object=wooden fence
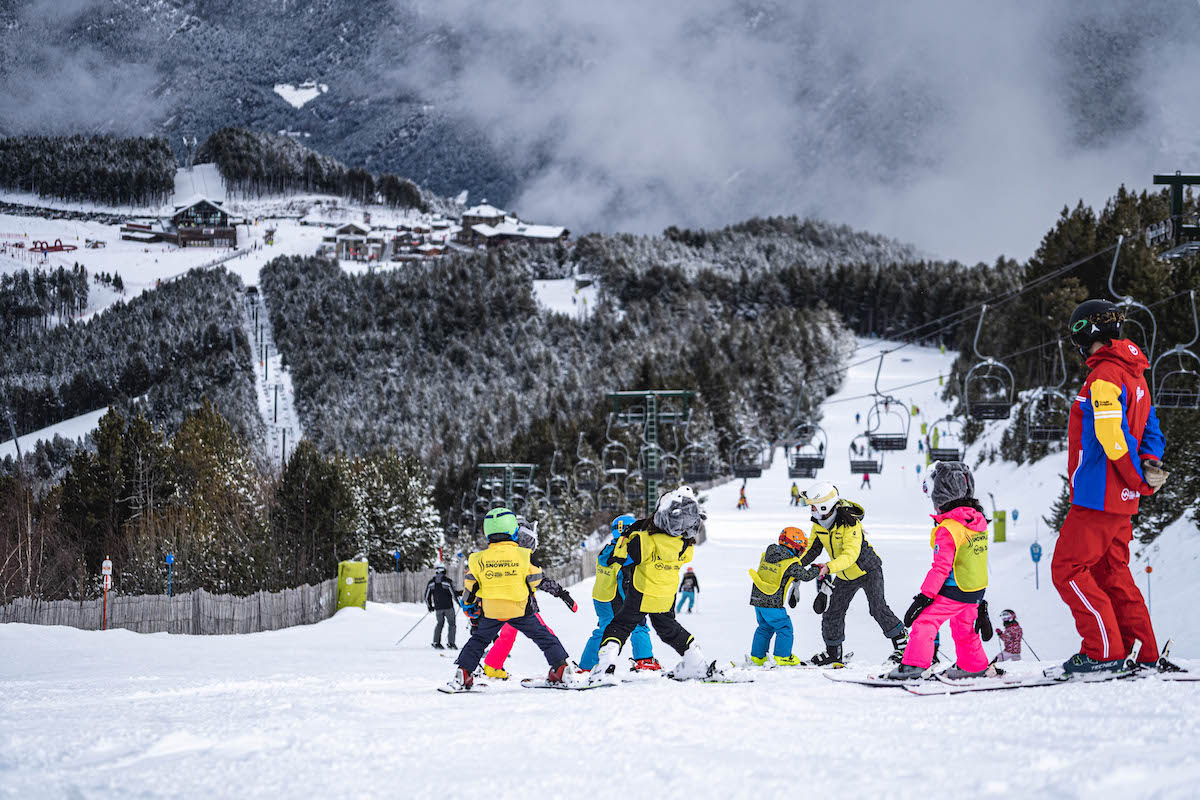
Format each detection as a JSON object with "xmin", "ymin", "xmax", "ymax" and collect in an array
[{"xmin": 0, "ymin": 550, "xmax": 607, "ymax": 635}]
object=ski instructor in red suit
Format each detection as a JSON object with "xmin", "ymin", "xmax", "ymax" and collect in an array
[{"xmin": 1051, "ymin": 299, "xmax": 1183, "ymax": 676}]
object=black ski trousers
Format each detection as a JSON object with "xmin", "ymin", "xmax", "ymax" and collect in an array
[
  {"xmin": 821, "ymin": 567, "xmax": 903, "ymax": 646},
  {"xmin": 456, "ymin": 612, "xmax": 567, "ymax": 672},
  {"xmin": 600, "ymin": 585, "xmax": 693, "ymax": 656}
]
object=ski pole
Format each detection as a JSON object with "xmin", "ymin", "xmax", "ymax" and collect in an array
[
  {"xmin": 395, "ymin": 611, "xmax": 431, "ymax": 645},
  {"xmin": 1023, "ymin": 637, "xmax": 1041, "ymax": 660}
]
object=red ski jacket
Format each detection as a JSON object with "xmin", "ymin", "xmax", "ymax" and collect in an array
[{"xmin": 1067, "ymin": 339, "xmax": 1165, "ymax": 515}]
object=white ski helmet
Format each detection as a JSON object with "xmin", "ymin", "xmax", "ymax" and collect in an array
[{"xmin": 802, "ymin": 481, "xmax": 840, "ymax": 523}]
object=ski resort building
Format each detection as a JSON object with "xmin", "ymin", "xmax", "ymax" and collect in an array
[
  {"xmin": 469, "ymin": 221, "xmax": 569, "ymax": 248},
  {"xmin": 170, "ymin": 196, "xmax": 241, "ymax": 248},
  {"xmin": 321, "ymin": 222, "xmax": 385, "ymax": 261}
]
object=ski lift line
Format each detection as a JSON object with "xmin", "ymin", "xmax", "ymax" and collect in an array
[
  {"xmin": 822, "ymin": 375, "xmax": 945, "ymax": 405},
  {"xmin": 836, "ymin": 239, "xmax": 1125, "ymax": 366}
]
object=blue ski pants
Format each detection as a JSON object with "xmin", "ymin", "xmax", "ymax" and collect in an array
[
  {"xmin": 751, "ymin": 606, "xmax": 794, "ymax": 658},
  {"xmin": 579, "ymin": 597, "xmax": 652, "ymax": 669},
  {"xmin": 676, "ymin": 591, "xmax": 696, "ymax": 612}
]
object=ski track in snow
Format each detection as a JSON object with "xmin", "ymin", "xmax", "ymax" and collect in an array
[{"xmin": 3, "ymin": 341, "xmax": 1199, "ymax": 799}]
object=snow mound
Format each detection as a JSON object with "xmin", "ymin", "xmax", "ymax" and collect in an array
[{"xmin": 273, "ymin": 82, "xmax": 328, "ymax": 109}]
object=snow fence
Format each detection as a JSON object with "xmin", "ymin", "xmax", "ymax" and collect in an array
[{"xmin": 0, "ymin": 547, "xmax": 610, "ymax": 634}]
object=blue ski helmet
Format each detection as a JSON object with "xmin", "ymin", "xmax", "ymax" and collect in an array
[
  {"xmin": 483, "ymin": 507, "xmax": 519, "ymax": 542},
  {"xmin": 611, "ymin": 513, "xmax": 637, "ymax": 540}
]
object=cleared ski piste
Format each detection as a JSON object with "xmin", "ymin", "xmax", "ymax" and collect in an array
[{"xmin": 2, "ymin": 341, "xmax": 1197, "ymax": 799}]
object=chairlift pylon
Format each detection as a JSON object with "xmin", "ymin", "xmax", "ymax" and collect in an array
[
  {"xmin": 1108, "ymin": 235, "xmax": 1157, "ymax": 361},
  {"xmin": 1025, "ymin": 340, "xmax": 1071, "ymax": 442},
  {"xmin": 1152, "ymin": 289, "xmax": 1200, "ymax": 410},
  {"xmin": 964, "ymin": 304, "xmax": 1015, "ymax": 420}
]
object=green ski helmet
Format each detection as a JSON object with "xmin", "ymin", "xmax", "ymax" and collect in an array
[{"xmin": 483, "ymin": 507, "xmax": 520, "ymax": 542}]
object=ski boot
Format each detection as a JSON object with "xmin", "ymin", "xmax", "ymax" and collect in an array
[
  {"xmin": 884, "ymin": 663, "xmax": 926, "ymax": 681},
  {"xmin": 668, "ymin": 643, "xmax": 715, "ymax": 680},
  {"xmin": 432, "ymin": 642, "xmax": 445, "ymax": 650},
  {"xmin": 808, "ymin": 645, "xmax": 846, "ymax": 668},
  {"xmin": 445, "ymin": 667, "xmax": 473, "ymax": 692},
  {"xmin": 1061, "ymin": 653, "xmax": 1125, "ymax": 675},
  {"xmin": 746, "ymin": 654, "xmax": 771, "ymax": 667},
  {"xmin": 886, "ymin": 630, "xmax": 909, "ymax": 664},
  {"xmin": 1129, "ymin": 640, "xmax": 1187, "ymax": 675},
  {"xmin": 774, "ymin": 654, "xmax": 804, "ymax": 667},
  {"xmin": 942, "ymin": 664, "xmax": 1002, "ymax": 680},
  {"xmin": 483, "ymin": 665, "xmax": 509, "ymax": 680},
  {"xmin": 632, "ymin": 657, "xmax": 662, "ymax": 672},
  {"xmin": 589, "ymin": 642, "xmax": 621, "ymax": 685},
  {"xmin": 546, "ymin": 662, "xmax": 570, "ymax": 686}
]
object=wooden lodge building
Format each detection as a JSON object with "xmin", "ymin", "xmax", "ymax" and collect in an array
[{"xmin": 170, "ymin": 196, "xmax": 240, "ymax": 248}]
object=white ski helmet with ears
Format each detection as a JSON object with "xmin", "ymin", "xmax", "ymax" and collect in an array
[{"xmin": 802, "ymin": 481, "xmax": 840, "ymax": 523}]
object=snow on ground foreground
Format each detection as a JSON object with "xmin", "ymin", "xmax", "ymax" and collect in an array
[{"xmin": 3, "ymin": 342, "xmax": 1198, "ymax": 799}]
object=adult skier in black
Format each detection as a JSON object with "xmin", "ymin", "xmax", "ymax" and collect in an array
[{"xmin": 425, "ymin": 565, "xmax": 460, "ymax": 649}]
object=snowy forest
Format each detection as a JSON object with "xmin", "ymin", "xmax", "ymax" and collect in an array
[
  {"xmin": 0, "ymin": 402, "xmax": 441, "ymax": 604},
  {"xmin": 197, "ymin": 128, "xmax": 429, "ymax": 209},
  {"xmin": 0, "ymin": 269, "xmax": 259, "ymax": 441},
  {"xmin": 0, "ymin": 135, "xmax": 175, "ymax": 207}
]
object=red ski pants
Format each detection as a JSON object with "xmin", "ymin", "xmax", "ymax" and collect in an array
[{"xmin": 1052, "ymin": 505, "xmax": 1157, "ymax": 663}]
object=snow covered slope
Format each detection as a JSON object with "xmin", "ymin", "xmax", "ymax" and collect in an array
[
  {"xmin": 0, "ymin": 407, "xmax": 107, "ymax": 460},
  {"xmin": 3, "ymin": 340, "xmax": 1197, "ymax": 798}
]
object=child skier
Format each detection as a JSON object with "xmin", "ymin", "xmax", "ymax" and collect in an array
[
  {"xmin": 799, "ymin": 481, "xmax": 907, "ymax": 667},
  {"xmin": 996, "ymin": 609, "xmax": 1023, "ymax": 662},
  {"xmin": 578, "ymin": 514, "xmax": 658, "ymax": 673},
  {"xmin": 888, "ymin": 462, "xmax": 996, "ymax": 680},
  {"xmin": 747, "ymin": 527, "xmax": 819, "ymax": 666},
  {"xmin": 447, "ymin": 508, "xmax": 571, "ymax": 691},
  {"xmin": 591, "ymin": 487, "xmax": 720, "ymax": 682},
  {"xmin": 676, "ymin": 567, "xmax": 699, "ymax": 613},
  {"xmin": 737, "ymin": 483, "xmax": 749, "ymax": 510},
  {"xmin": 480, "ymin": 519, "xmax": 579, "ymax": 680},
  {"xmin": 790, "ymin": 482, "xmax": 801, "ymax": 507}
]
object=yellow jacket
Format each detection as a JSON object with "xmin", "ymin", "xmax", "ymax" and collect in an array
[
  {"xmin": 464, "ymin": 541, "xmax": 542, "ymax": 621},
  {"xmin": 801, "ymin": 501, "xmax": 882, "ymax": 581}
]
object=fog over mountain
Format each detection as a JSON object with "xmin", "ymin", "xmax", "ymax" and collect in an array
[{"xmin": 2, "ymin": 0, "xmax": 1198, "ymax": 262}]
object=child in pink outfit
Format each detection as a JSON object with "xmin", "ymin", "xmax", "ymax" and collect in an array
[
  {"xmin": 484, "ymin": 613, "xmax": 557, "ymax": 671},
  {"xmin": 888, "ymin": 461, "xmax": 996, "ymax": 680}
]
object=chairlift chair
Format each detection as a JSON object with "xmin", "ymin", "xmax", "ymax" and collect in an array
[
  {"xmin": 785, "ymin": 422, "xmax": 828, "ymax": 472},
  {"xmin": 575, "ymin": 492, "xmax": 596, "ymax": 516},
  {"xmin": 682, "ymin": 443, "xmax": 715, "ymax": 483},
  {"xmin": 1025, "ymin": 340, "xmax": 1070, "ymax": 442},
  {"xmin": 597, "ymin": 482, "xmax": 623, "ymax": 513},
  {"xmin": 1152, "ymin": 290, "xmax": 1200, "ymax": 410},
  {"xmin": 964, "ymin": 305, "xmax": 1015, "ymax": 420},
  {"xmin": 624, "ymin": 471, "xmax": 645, "ymax": 505},
  {"xmin": 867, "ymin": 397, "xmax": 911, "ymax": 450},
  {"xmin": 638, "ymin": 443, "xmax": 667, "ymax": 482},
  {"xmin": 601, "ymin": 415, "xmax": 631, "ymax": 479},
  {"xmin": 849, "ymin": 434, "xmax": 882, "ymax": 474},
  {"xmin": 572, "ymin": 433, "xmax": 600, "ymax": 492},
  {"xmin": 927, "ymin": 416, "xmax": 966, "ymax": 462},
  {"xmin": 732, "ymin": 437, "xmax": 767, "ymax": 478}
]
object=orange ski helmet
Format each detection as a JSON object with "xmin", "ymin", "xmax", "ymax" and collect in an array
[{"xmin": 779, "ymin": 527, "xmax": 808, "ymax": 552}]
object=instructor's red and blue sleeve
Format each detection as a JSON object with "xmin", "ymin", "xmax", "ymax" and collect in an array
[
  {"xmin": 1138, "ymin": 404, "xmax": 1165, "ymax": 461},
  {"xmin": 1089, "ymin": 379, "xmax": 1151, "ymax": 494}
]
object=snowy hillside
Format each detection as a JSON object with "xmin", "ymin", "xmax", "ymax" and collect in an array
[{"xmin": 3, "ymin": 339, "xmax": 1196, "ymax": 799}]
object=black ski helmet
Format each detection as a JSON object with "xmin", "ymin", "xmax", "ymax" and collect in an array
[{"xmin": 1069, "ymin": 299, "xmax": 1124, "ymax": 357}]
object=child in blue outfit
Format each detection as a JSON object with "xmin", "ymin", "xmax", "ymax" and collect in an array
[
  {"xmin": 579, "ymin": 514, "xmax": 659, "ymax": 672},
  {"xmin": 676, "ymin": 568, "xmax": 699, "ymax": 612},
  {"xmin": 747, "ymin": 527, "xmax": 820, "ymax": 666}
]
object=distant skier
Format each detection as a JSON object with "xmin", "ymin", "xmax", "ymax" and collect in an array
[
  {"xmin": 578, "ymin": 514, "xmax": 658, "ymax": 673},
  {"xmin": 799, "ymin": 482, "xmax": 907, "ymax": 666},
  {"xmin": 425, "ymin": 565, "xmax": 460, "ymax": 650},
  {"xmin": 447, "ymin": 508, "xmax": 571, "ymax": 692},
  {"xmin": 860, "ymin": 472, "xmax": 871, "ymax": 490},
  {"xmin": 746, "ymin": 527, "xmax": 818, "ymax": 666},
  {"xmin": 677, "ymin": 567, "xmax": 699, "ymax": 613},
  {"xmin": 591, "ymin": 488, "xmax": 723, "ymax": 681},
  {"xmin": 1053, "ymin": 300, "xmax": 1182, "ymax": 675},
  {"xmin": 790, "ymin": 482, "xmax": 801, "ymax": 506},
  {"xmin": 855, "ymin": 412, "xmax": 861, "ymax": 425},
  {"xmin": 737, "ymin": 483, "xmax": 749, "ymax": 510},
  {"xmin": 887, "ymin": 462, "xmax": 996, "ymax": 680},
  {"xmin": 480, "ymin": 519, "xmax": 578, "ymax": 680},
  {"xmin": 996, "ymin": 609, "xmax": 1023, "ymax": 662}
]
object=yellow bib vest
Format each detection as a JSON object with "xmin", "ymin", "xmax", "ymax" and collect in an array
[
  {"xmin": 593, "ymin": 547, "xmax": 622, "ymax": 603},
  {"xmin": 931, "ymin": 518, "xmax": 988, "ymax": 592},
  {"xmin": 748, "ymin": 551, "xmax": 801, "ymax": 596},
  {"xmin": 469, "ymin": 542, "xmax": 534, "ymax": 620},
  {"xmin": 631, "ymin": 531, "xmax": 693, "ymax": 612}
]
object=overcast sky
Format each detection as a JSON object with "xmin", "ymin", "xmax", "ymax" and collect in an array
[{"xmin": 405, "ymin": 0, "xmax": 1200, "ymax": 263}]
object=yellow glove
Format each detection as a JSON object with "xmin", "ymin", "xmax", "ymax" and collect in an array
[{"xmin": 1142, "ymin": 459, "xmax": 1169, "ymax": 492}]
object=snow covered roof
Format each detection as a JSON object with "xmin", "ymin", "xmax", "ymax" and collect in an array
[
  {"xmin": 462, "ymin": 203, "xmax": 506, "ymax": 218},
  {"xmin": 173, "ymin": 195, "xmax": 226, "ymax": 212},
  {"xmin": 472, "ymin": 222, "xmax": 567, "ymax": 240},
  {"xmin": 334, "ymin": 222, "xmax": 370, "ymax": 235}
]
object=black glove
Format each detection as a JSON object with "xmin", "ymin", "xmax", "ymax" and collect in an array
[
  {"xmin": 975, "ymin": 600, "xmax": 993, "ymax": 641},
  {"xmin": 812, "ymin": 575, "xmax": 833, "ymax": 614},
  {"xmin": 560, "ymin": 590, "xmax": 578, "ymax": 613},
  {"xmin": 904, "ymin": 594, "xmax": 934, "ymax": 628}
]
